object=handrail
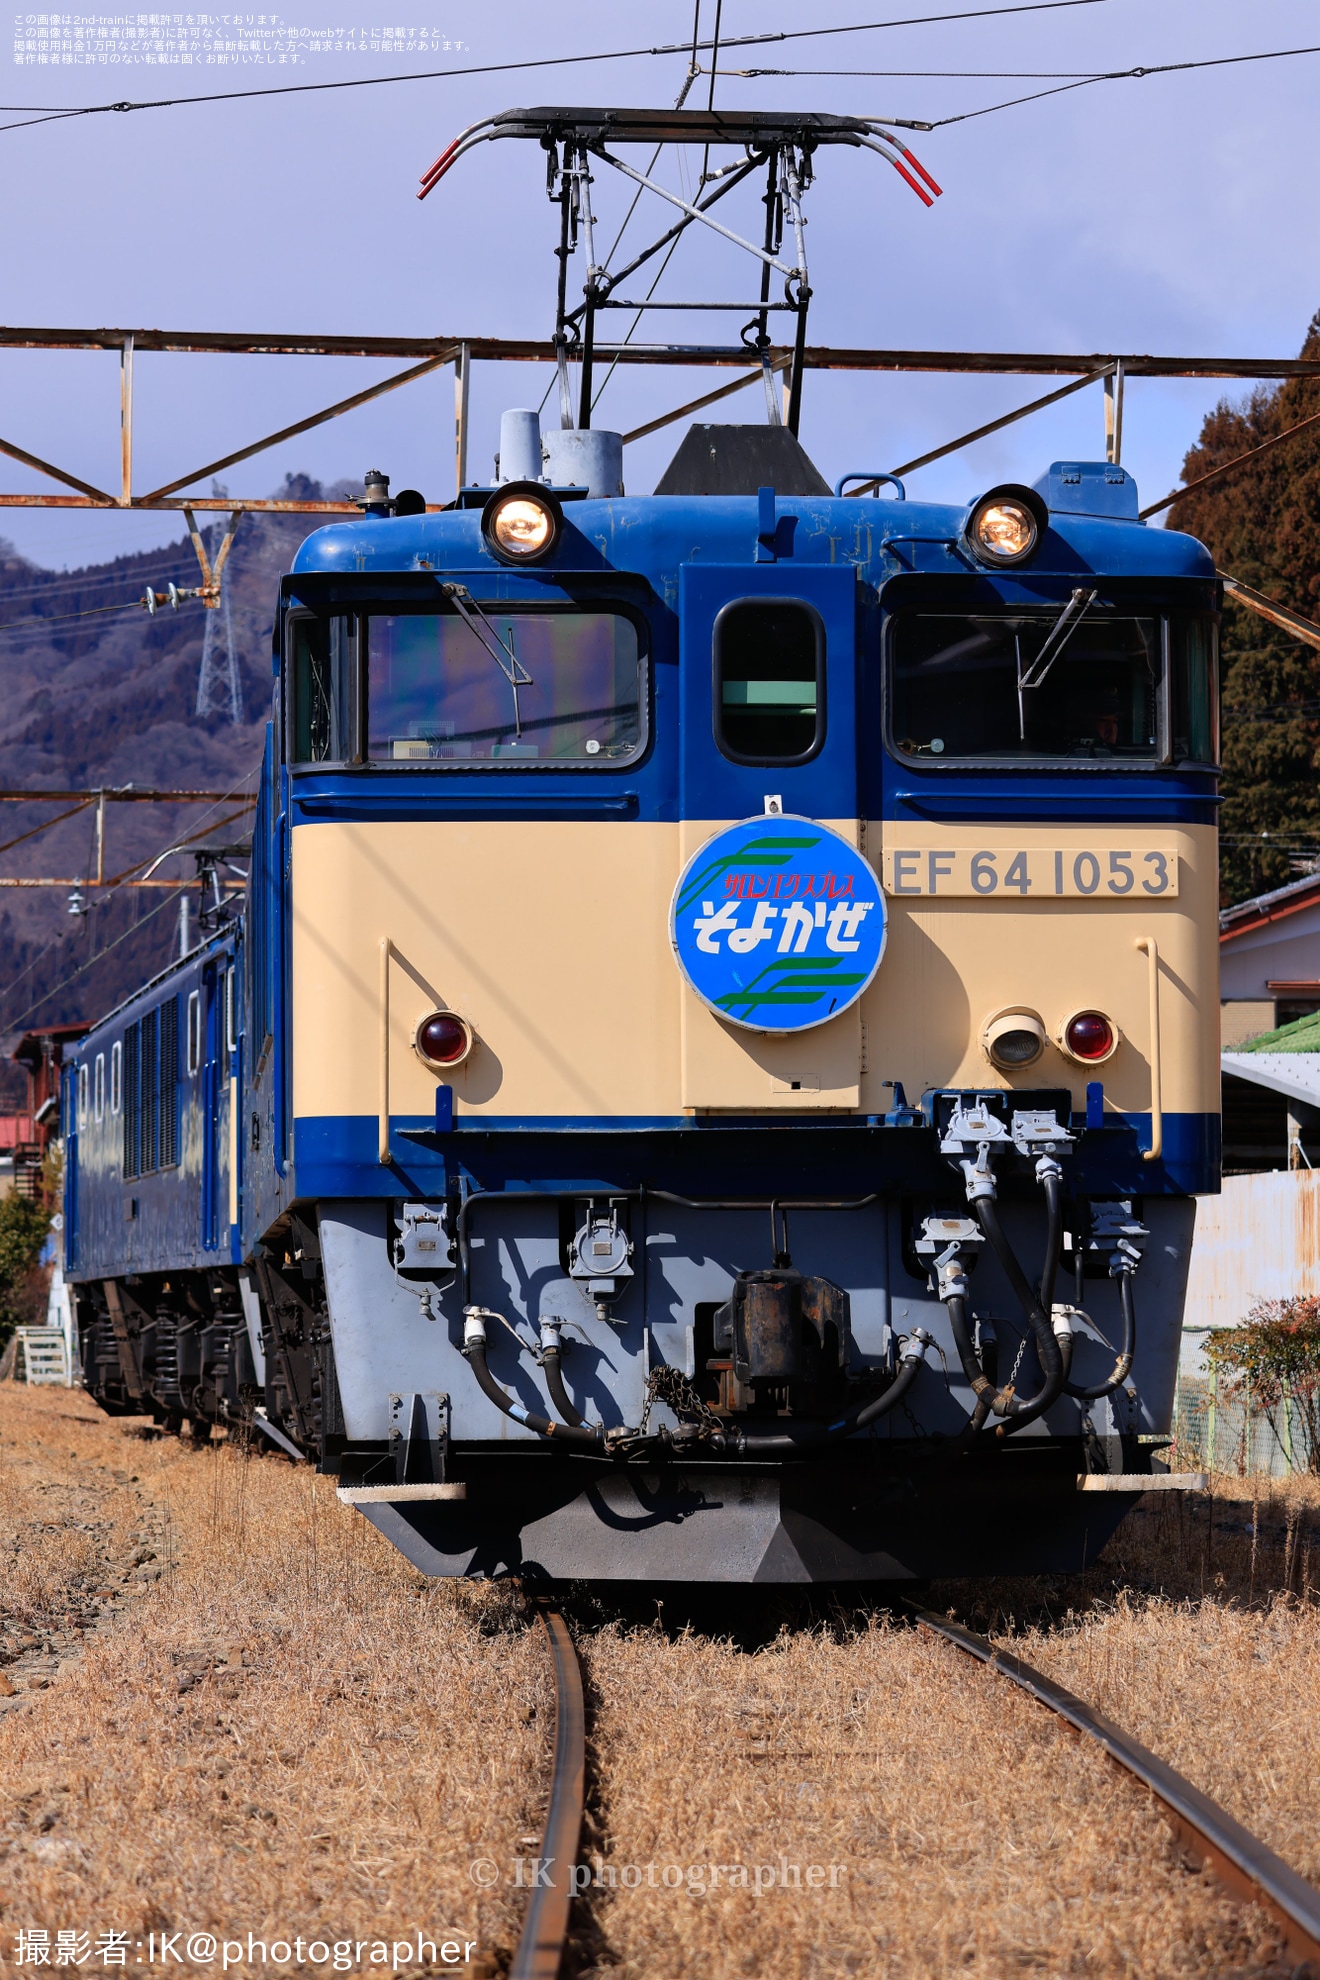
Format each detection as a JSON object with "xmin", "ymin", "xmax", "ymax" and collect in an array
[
  {"xmin": 1136, "ymin": 935, "xmax": 1162, "ymax": 1162},
  {"xmin": 379, "ymin": 936, "xmax": 395, "ymax": 1165},
  {"xmin": 835, "ymin": 471, "xmax": 905, "ymax": 499}
]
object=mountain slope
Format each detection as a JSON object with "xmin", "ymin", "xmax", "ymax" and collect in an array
[{"xmin": 0, "ymin": 478, "xmax": 343, "ymax": 1096}]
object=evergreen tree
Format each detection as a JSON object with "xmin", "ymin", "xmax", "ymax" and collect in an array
[{"xmin": 1167, "ymin": 313, "xmax": 1320, "ymax": 905}]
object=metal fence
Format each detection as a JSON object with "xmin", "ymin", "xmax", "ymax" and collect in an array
[{"xmin": 1173, "ymin": 1376, "xmax": 1315, "ymax": 1479}]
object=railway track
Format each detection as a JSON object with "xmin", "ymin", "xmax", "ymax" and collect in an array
[
  {"xmin": 910, "ymin": 1605, "xmax": 1320, "ymax": 1971},
  {"xmin": 515, "ymin": 1594, "xmax": 1320, "ymax": 1978},
  {"xmin": 510, "ymin": 1599, "xmax": 586, "ymax": 1980}
]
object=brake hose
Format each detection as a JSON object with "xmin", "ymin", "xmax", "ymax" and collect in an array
[
  {"xmin": 972, "ymin": 1191, "xmax": 1069, "ymax": 1435},
  {"xmin": 539, "ymin": 1320, "xmax": 589, "ymax": 1427},
  {"xmin": 463, "ymin": 1311, "xmax": 604, "ymax": 1448},
  {"xmin": 1063, "ymin": 1271, "xmax": 1137, "ymax": 1400},
  {"xmin": 1038, "ymin": 1164, "xmax": 1064, "ymax": 1320},
  {"xmin": 466, "ymin": 1309, "xmax": 932, "ymax": 1456}
]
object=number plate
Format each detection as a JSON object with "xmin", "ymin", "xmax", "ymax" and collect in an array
[{"xmin": 881, "ymin": 846, "xmax": 1178, "ymax": 898}]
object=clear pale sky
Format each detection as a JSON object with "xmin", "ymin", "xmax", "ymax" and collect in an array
[{"xmin": 0, "ymin": 0, "xmax": 1315, "ymax": 567}]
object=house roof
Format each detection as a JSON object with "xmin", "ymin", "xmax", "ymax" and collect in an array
[
  {"xmin": 1232, "ymin": 1008, "xmax": 1320, "ymax": 1055},
  {"xmin": 1223, "ymin": 1050, "xmax": 1320, "ymax": 1108},
  {"xmin": 4, "ymin": 1024, "xmax": 91, "ymax": 1074},
  {"xmin": 1221, "ymin": 869, "xmax": 1320, "ymax": 942}
]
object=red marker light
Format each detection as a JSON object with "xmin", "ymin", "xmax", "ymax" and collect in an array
[
  {"xmin": 1064, "ymin": 1012, "xmax": 1114, "ymax": 1062},
  {"xmin": 416, "ymin": 1011, "xmax": 473, "ymax": 1069}
]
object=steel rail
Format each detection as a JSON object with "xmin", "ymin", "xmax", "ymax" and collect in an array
[
  {"xmin": 910, "ymin": 1605, "xmax": 1320, "ymax": 1967},
  {"xmin": 511, "ymin": 1598, "xmax": 586, "ymax": 1980}
]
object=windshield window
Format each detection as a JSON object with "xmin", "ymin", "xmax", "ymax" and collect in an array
[
  {"xmin": 1170, "ymin": 617, "xmax": 1219, "ymax": 765},
  {"xmin": 292, "ymin": 617, "xmax": 355, "ymax": 762},
  {"xmin": 890, "ymin": 611, "xmax": 1165, "ymax": 762},
  {"xmin": 366, "ymin": 608, "xmax": 642, "ymax": 764},
  {"xmin": 714, "ymin": 598, "xmax": 825, "ymax": 764}
]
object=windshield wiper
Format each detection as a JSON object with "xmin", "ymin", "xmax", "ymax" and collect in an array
[
  {"xmin": 440, "ymin": 582, "xmax": 533, "ymax": 738},
  {"xmin": 1015, "ymin": 586, "xmax": 1098, "ymax": 741},
  {"xmin": 1018, "ymin": 587, "xmax": 1098, "ymax": 691}
]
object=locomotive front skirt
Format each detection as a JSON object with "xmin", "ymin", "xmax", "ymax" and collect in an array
[{"xmin": 63, "ymin": 435, "xmax": 1220, "ymax": 1584}]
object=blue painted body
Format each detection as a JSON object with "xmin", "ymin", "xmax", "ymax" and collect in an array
[
  {"xmin": 285, "ymin": 493, "xmax": 1218, "ymax": 831},
  {"xmin": 61, "ymin": 463, "xmax": 1220, "ymax": 1575},
  {"xmin": 66, "ymin": 476, "xmax": 1221, "ymax": 1278}
]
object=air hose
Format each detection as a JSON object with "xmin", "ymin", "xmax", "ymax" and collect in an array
[
  {"xmin": 941, "ymin": 1282, "xmax": 1072, "ymax": 1438},
  {"xmin": 939, "ymin": 1152, "xmax": 1070, "ymax": 1436},
  {"xmin": 943, "ymin": 1126, "xmax": 1144, "ymax": 1426},
  {"xmin": 463, "ymin": 1311, "xmax": 604, "ymax": 1447},
  {"xmin": 1038, "ymin": 1164, "xmax": 1064, "ymax": 1320},
  {"xmin": 1063, "ymin": 1271, "xmax": 1137, "ymax": 1400},
  {"xmin": 465, "ymin": 1309, "xmax": 932, "ymax": 1456},
  {"xmin": 718, "ymin": 1331, "xmax": 932, "ymax": 1454},
  {"xmin": 539, "ymin": 1319, "xmax": 588, "ymax": 1427},
  {"xmin": 970, "ymin": 1192, "xmax": 1070, "ymax": 1434}
]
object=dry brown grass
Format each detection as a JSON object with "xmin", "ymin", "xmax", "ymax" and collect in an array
[
  {"xmin": 6, "ymin": 1377, "xmax": 1320, "ymax": 1980},
  {"xmin": 964, "ymin": 1477, "xmax": 1320, "ymax": 1899},
  {"xmin": 574, "ymin": 1617, "xmax": 1293, "ymax": 1979},
  {"xmin": 569, "ymin": 1480, "xmax": 1320, "ymax": 1978},
  {"xmin": 0, "ymin": 1384, "xmax": 552, "ymax": 1976}
]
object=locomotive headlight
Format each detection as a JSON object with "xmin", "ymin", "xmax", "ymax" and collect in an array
[
  {"xmin": 974, "ymin": 501, "xmax": 1036, "ymax": 560},
  {"xmin": 965, "ymin": 484, "xmax": 1047, "ymax": 568},
  {"xmin": 982, "ymin": 1008, "xmax": 1047, "ymax": 1071},
  {"xmin": 1059, "ymin": 1009, "xmax": 1118, "ymax": 1064},
  {"xmin": 415, "ymin": 1010, "xmax": 475, "ymax": 1071},
  {"xmin": 481, "ymin": 482, "xmax": 562, "ymax": 564},
  {"xmin": 493, "ymin": 499, "xmax": 551, "ymax": 555}
]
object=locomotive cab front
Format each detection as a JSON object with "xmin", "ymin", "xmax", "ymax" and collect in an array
[{"xmin": 68, "ymin": 420, "xmax": 1218, "ymax": 1586}]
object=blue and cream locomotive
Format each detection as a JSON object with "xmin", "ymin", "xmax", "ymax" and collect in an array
[{"xmin": 63, "ymin": 391, "xmax": 1220, "ymax": 1583}]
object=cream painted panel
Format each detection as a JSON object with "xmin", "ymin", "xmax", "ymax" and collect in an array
[
  {"xmin": 678, "ymin": 818, "xmax": 862, "ymax": 1112},
  {"xmin": 291, "ymin": 820, "xmax": 682, "ymax": 1119},
  {"xmin": 861, "ymin": 823, "xmax": 1219, "ymax": 1117}
]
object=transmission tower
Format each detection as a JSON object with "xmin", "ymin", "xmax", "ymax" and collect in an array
[{"xmin": 194, "ymin": 522, "xmax": 243, "ymax": 726}]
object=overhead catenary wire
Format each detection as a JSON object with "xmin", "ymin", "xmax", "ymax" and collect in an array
[
  {"xmin": 706, "ymin": 43, "xmax": 1320, "ymax": 126},
  {"xmin": 3, "ymin": 21, "xmax": 1316, "ymax": 147},
  {"xmin": 700, "ymin": 0, "xmax": 725, "ymax": 188},
  {"xmin": 0, "ymin": 882, "xmax": 189, "ymax": 1033},
  {"xmin": 0, "ymin": 0, "xmax": 1147, "ymax": 136},
  {"xmin": 0, "ymin": 549, "xmax": 198, "ymax": 613},
  {"xmin": 0, "ymin": 595, "xmax": 188, "ymax": 637},
  {"xmin": 719, "ymin": 45, "xmax": 1320, "ymax": 89},
  {"xmin": 0, "ymin": 772, "xmax": 258, "ymax": 1028},
  {"xmin": 1, "ymin": 803, "xmax": 257, "ymax": 1029},
  {"xmin": 0, "ymin": 922, "xmax": 77, "ymax": 1021},
  {"xmin": 921, "ymin": 40, "xmax": 1320, "ymax": 125}
]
